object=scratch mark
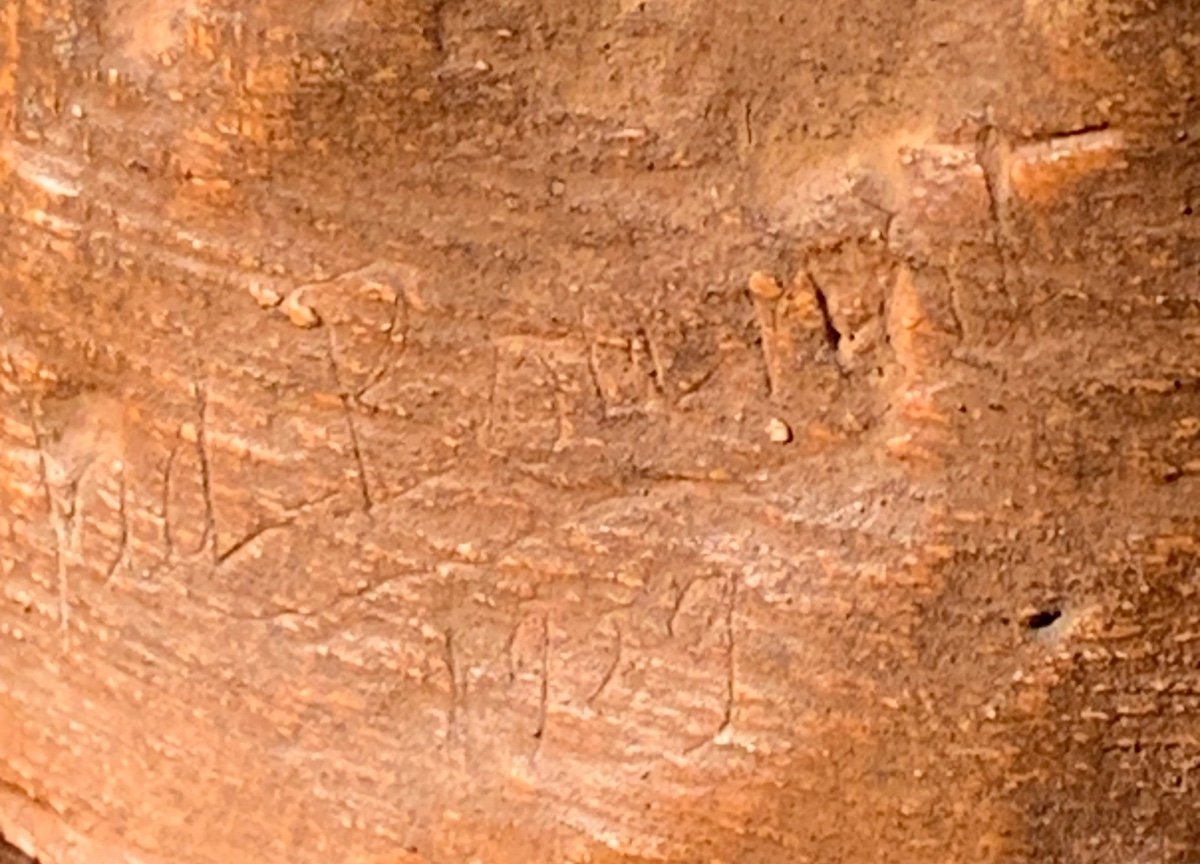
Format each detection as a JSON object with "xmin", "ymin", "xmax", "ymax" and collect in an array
[
  {"xmin": 215, "ymin": 519, "xmax": 291, "ymax": 565},
  {"xmin": 0, "ymin": 356, "xmax": 73, "ymax": 650},
  {"xmin": 64, "ymin": 473, "xmax": 85, "ymax": 550},
  {"xmin": 327, "ymin": 330, "xmax": 374, "ymax": 513},
  {"xmin": 102, "ymin": 466, "xmax": 129, "ymax": 587},
  {"xmin": 583, "ymin": 342, "xmax": 604, "ymax": 401},
  {"xmin": 639, "ymin": 325, "xmax": 668, "ymax": 396},
  {"xmin": 850, "ymin": 191, "xmax": 897, "ymax": 240},
  {"xmin": 355, "ymin": 291, "xmax": 408, "ymax": 402},
  {"xmin": 676, "ymin": 358, "xmax": 721, "ymax": 400},
  {"xmin": 193, "ymin": 382, "xmax": 216, "ymax": 560},
  {"xmin": 161, "ymin": 441, "xmax": 179, "ymax": 559},
  {"xmin": 719, "ymin": 570, "xmax": 738, "ymax": 738},
  {"xmin": 533, "ymin": 613, "xmax": 550, "ymax": 759},
  {"xmin": 942, "ymin": 261, "xmax": 969, "ymax": 343},
  {"xmin": 341, "ymin": 400, "xmax": 373, "ymax": 512},
  {"xmin": 550, "ymin": 389, "xmax": 573, "ymax": 452},
  {"xmin": 686, "ymin": 571, "xmax": 739, "ymax": 754},
  {"xmin": 442, "ymin": 627, "xmax": 465, "ymax": 760},
  {"xmin": 212, "ymin": 484, "xmax": 338, "ymax": 566},
  {"xmin": 530, "ymin": 353, "xmax": 576, "ymax": 453},
  {"xmin": 425, "ymin": 0, "xmax": 447, "ymax": 54},
  {"xmin": 1042, "ymin": 123, "xmax": 1115, "ymax": 142},
  {"xmin": 667, "ymin": 576, "xmax": 702, "ymax": 638},
  {"xmin": 586, "ymin": 624, "xmax": 622, "ymax": 706},
  {"xmin": 222, "ymin": 573, "xmax": 394, "ymax": 622},
  {"xmin": 975, "ymin": 124, "xmax": 1018, "ymax": 309},
  {"xmin": 584, "ymin": 338, "xmax": 612, "ymax": 416},
  {"xmin": 477, "ymin": 343, "xmax": 499, "ymax": 452},
  {"xmin": 46, "ymin": 483, "xmax": 73, "ymax": 652},
  {"xmin": 500, "ymin": 617, "xmax": 525, "ymax": 684},
  {"xmin": 749, "ymin": 293, "xmax": 780, "ymax": 397}
]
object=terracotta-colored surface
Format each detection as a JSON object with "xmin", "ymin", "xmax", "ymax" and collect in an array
[{"xmin": 1, "ymin": 1, "xmax": 1199, "ymax": 862}]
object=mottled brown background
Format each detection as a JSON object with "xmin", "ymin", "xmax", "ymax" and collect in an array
[{"xmin": 1, "ymin": 0, "xmax": 1199, "ymax": 862}]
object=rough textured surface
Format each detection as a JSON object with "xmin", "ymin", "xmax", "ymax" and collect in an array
[
  {"xmin": 1, "ymin": 1, "xmax": 1199, "ymax": 862},
  {"xmin": 0, "ymin": 837, "xmax": 34, "ymax": 864}
]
